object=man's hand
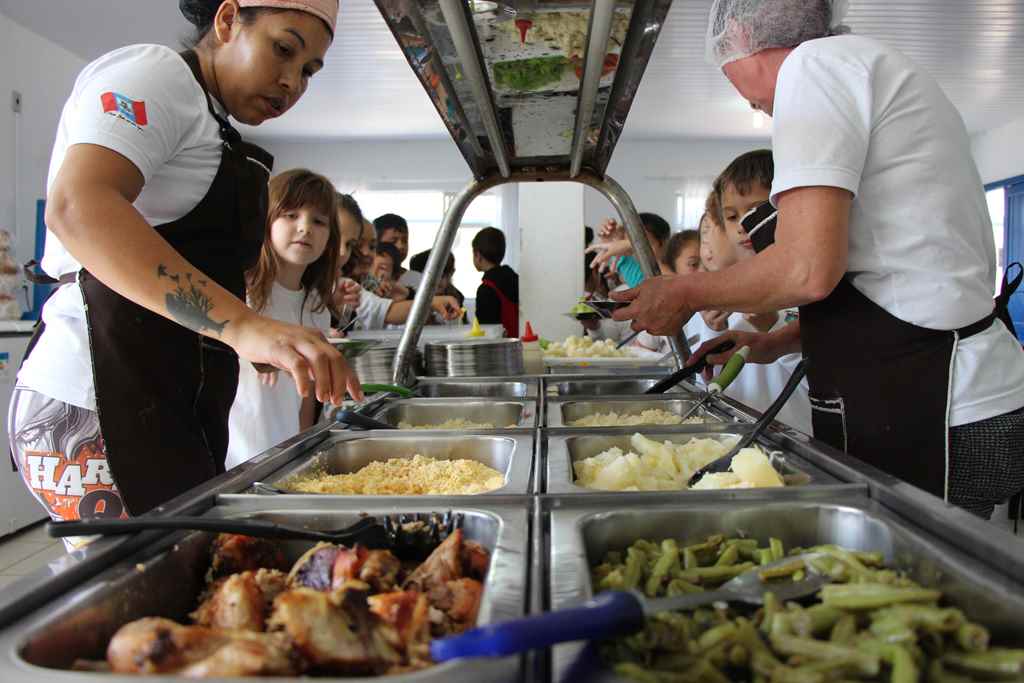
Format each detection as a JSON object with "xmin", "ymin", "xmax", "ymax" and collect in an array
[{"xmin": 610, "ymin": 276, "xmax": 693, "ymax": 335}]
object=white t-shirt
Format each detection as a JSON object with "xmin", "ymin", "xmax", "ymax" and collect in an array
[
  {"xmin": 226, "ymin": 283, "xmax": 330, "ymax": 469},
  {"xmin": 725, "ymin": 314, "xmax": 813, "ymax": 436},
  {"xmin": 771, "ymin": 34, "xmax": 1024, "ymax": 427},
  {"xmin": 18, "ymin": 44, "xmax": 227, "ymax": 410}
]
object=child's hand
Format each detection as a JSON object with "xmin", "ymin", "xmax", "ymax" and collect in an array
[
  {"xmin": 597, "ymin": 218, "xmax": 625, "ymax": 241},
  {"xmin": 745, "ymin": 311, "xmax": 779, "ymax": 333},
  {"xmin": 376, "ymin": 280, "xmax": 394, "ymax": 299},
  {"xmin": 335, "ymin": 278, "xmax": 362, "ymax": 308},
  {"xmin": 586, "ymin": 239, "xmax": 633, "ymax": 273},
  {"xmin": 431, "ymin": 296, "xmax": 462, "ymax": 321},
  {"xmin": 390, "ymin": 283, "xmax": 411, "ymax": 301},
  {"xmin": 701, "ymin": 309, "xmax": 731, "ymax": 332},
  {"xmin": 258, "ymin": 369, "xmax": 279, "ymax": 387}
]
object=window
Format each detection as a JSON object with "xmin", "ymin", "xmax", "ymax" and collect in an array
[
  {"xmin": 987, "ymin": 186, "xmax": 1006, "ymax": 290},
  {"xmin": 348, "ymin": 190, "xmax": 503, "ymax": 297},
  {"xmin": 675, "ymin": 178, "xmax": 715, "ymax": 231}
]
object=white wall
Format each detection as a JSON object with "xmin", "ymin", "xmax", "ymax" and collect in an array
[
  {"xmin": 972, "ymin": 116, "xmax": 1024, "ymax": 186},
  {"xmin": 0, "ymin": 14, "xmax": 84, "ymax": 278},
  {"xmin": 518, "ymin": 183, "xmax": 584, "ymax": 340},
  {"xmin": 584, "ymin": 138, "xmax": 770, "ymax": 231}
]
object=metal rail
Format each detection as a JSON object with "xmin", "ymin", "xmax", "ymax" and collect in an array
[
  {"xmin": 569, "ymin": 0, "xmax": 616, "ymax": 178},
  {"xmin": 391, "ymin": 168, "xmax": 691, "ymax": 384},
  {"xmin": 439, "ymin": 0, "xmax": 512, "ymax": 178}
]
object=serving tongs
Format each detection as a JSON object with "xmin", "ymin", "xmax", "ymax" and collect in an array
[
  {"xmin": 47, "ymin": 511, "xmax": 463, "ymax": 557},
  {"xmin": 645, "ymin": 340, "xmax": 735, "ymax": 394},
  {"xmin": 430, "ymin": 553, "xmax": 828, "ymax": 661},
  {"xmin": 687, "ymin": 358, "xmax": 809, "ymax": 488}
]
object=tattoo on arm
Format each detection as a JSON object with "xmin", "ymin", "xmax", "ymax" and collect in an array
[{"xmin": 157, "ymin": 264, "xmax": 229, "ymax": 336}]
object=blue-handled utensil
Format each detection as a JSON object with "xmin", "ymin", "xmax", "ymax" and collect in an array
[{"xmin": 430, "ymin": 553, "xmax": 826, "ymax": 662}]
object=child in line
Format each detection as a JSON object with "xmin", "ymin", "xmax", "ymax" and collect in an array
[
  {"xmin": 374, "ymin": 213, "xmax": 421, "ymax": 290},
  {"xmin": 587, "ymin": 213, "xmax": 672, "ymax": 288},
  {"xmin": 701, "ymin": 150, "xmax": 812, "ymax": 434},
  {"xmin": 226, "ymin": 169, "xmax": 342, "ymax": 469},
  {"xmin": 473, "ymin": 227, "xmax": 519, "ymax": 337},
  {"xmin": 333, "ymin": 195, "xmax": 460, "ymax": 333},
  {"xmin": 409, "ymin": 249, "xmax": 468, "ymax": 323},
  {"xmin": 632, "ymin": 230, "xmax": 704, "ymax": 354}
]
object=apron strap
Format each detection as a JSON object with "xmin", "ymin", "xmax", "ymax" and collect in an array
[
  {"xmin": 22, "ymin": 259, "xmax": 75, "ymax": 286},
  {"xmin": 957, "ymin": 262, "xmax": 1022, "ymax": 340}
]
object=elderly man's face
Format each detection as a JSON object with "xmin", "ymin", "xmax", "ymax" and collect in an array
[{"xmin": 722, "ymin": 48, "xmax": 791, "ymax": 117}]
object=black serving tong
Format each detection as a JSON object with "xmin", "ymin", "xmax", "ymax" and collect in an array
[
  {"xmin": 645, "ymin": 340, "xmax": 736, "ymax": 394},
  {"xmin": 687, "ymin": 358, "xmax": 809, "ymax": 487},
  {"xmin": 48, "ymin": 511, "xmax": 463, "ymax": 557},
  {"xmin": 335, "ymin": 409, "xmax": 397, "ymax": 430}
]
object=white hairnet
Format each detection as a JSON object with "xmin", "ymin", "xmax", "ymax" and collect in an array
[{"xmin": 706, "ymin": 0, "xmax": 851, "ymax": 68}]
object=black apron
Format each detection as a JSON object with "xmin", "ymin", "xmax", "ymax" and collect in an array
[
  {"xmin": 743, "ymin": 202, "xmax": 1021, "ymax": 499},
  {"xmin": 22, "ymin": 50, "xmax": 272, "ymax": 515}
]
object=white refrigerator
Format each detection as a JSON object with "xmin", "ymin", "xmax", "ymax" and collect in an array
[{"xmin": 0, "ymin": 321, "xmax": 48, "ymax": 538}]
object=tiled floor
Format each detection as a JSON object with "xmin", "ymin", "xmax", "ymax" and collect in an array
[{"xmin": 0, "ymin": 523, "xmax": 67, "ymax": 589}]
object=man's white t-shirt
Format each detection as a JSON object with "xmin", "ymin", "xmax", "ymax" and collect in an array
[
  {"xmin": 226, "ymin": 284, "xmax": 330, "ymax": 470},
  {"xmin": 18, "ymin": 44, "xmax": 226, "ymax": 410},
  {"xmin": 771, "ymin": 34, "xmax": 1024, "ymax": 427}
]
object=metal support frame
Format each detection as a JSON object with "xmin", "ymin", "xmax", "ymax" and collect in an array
[
  {"xmin": 439, "ymin": 0, "xmax": 512, "ymax": 178},
  {"xmin": 569, "ymin": 0, "xmax": 615, "ymax": 178},
  {"xmin": 391, "ymin": 169, "xmax": 691, "ymax": 384}
]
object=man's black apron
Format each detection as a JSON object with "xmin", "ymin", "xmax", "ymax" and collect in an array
[
  {"xmin": 743, "ymin": 202, "xmax": 1020, "ymax": 499},
  {"xmin": 25, "ymin": 50, "xmax": 272, "ymax": 515}
]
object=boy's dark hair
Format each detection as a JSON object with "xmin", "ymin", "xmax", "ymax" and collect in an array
[
  {"xmin": 409, "ymin": 249, "xmax": 455, "ymax": 276},
  {"xmin": 374, "ymin": 242, "xmax": 403, "ymax": 280},
  {"xmin": 472, "ymin": 227, "xmax": 506, "ymax": 265},
  {"xmin": 373, "ymin": 213, "xmax": 409, "ymax": 240},
  {"xmin": 585, "ymin": 225, "xmax": 594, "ymax": 246},
  {"xmin": 639, "ymin": 212, "xmax": 671, "ymax": 245},
  {"xmin": 663, "ymin": 231, "xmax": 701, "ymax": 272},
  {"xmin": 715, "ymin": 149, "xmax": 774, "ymax": 203}
]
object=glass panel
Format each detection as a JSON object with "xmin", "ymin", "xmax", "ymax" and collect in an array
[{"xmin": 988, "ymin": 187, "xmax": 1006, "ymax": 290}]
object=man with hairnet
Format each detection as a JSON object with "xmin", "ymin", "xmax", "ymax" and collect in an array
[{"xmin": 613, "ymin": 0, "xmax": 1024, "ymax": 519}]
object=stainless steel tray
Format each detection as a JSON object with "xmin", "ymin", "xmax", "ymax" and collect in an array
[
  {"xmin": 415, "ymin": 378, "xmax": 539, "ymax": 399},
  {"xmin": 0, "ymin": 503, "xmax": 527, "ymax": 683},
  {"xmin": 546, "ymin": 397, "xmax": 727, "ymax": 428},
  {"xmin": 371, "ymin": 398, "xmax": 536, "ymax": 430},
  {"xmin": 545, "ymin": 426, "xmax": 839, "ymax": 495},
  {"xmin": 546, "ymin": 376, "xmax": 691, "ymax": 397},
  {"xmin": 549, "ymin": 498, "xmax": 1024, "ymax": 682},
  {"xmin": 254, "ymin": 430, "xmax": 534, "ymax": 497}
]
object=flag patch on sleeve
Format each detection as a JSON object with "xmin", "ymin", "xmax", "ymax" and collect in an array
[{"xmin": 100, "ymin": 92, "xmax": 148, "ymax": 128}]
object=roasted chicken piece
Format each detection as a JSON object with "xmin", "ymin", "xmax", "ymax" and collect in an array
[
  {"xmin": 461, "ymin": 539, "xmax": 490, "ymax": 580},
  {"xmin": 368, "ymin": 590, "xmax": 431, "ymax": 648},
  {"xmin": 268, "ymin": 585, "xmax": 401, "ymax": 674},
  {"xmin": 191, "ymin": 568, "xmax": 287, "ymax": 631},
  {"xmin": 333, "ymin": 546, "xmax": 401, "ymax": 593},
  {"xmin": 106, "ymin": 617, "xmax": 298, "ymax": 677},
  {"xmin": 207, "ymin": 533, "xmax": 288, "ymax": 581},
  {"xmin": 402, "ymin": 529, "xmax": 464, "ymax": 594},
  {"xmin": 288, "ymin": 543, "xmax": 341, "ymax": 591}
]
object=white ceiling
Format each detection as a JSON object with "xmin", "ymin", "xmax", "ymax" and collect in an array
[{"xmin": 2, "ymin": 0, "xmax": 1022, "ymax": 143}]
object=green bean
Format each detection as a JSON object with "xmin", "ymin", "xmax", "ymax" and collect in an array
[
  {"xmin": 697, "ymin": 622, "xmax": 738, "ymax": 653},
  {"xmin": 598, "ymin": 567, "xmax": 626, "ymax": 591},
  {"xmin": 683, "ymin": 548, "xmax": 699, "ymax": 571},
  {"xmin": 677, "ymin": 562, "xmax": 756, "ymax": 585},
  {"xmin": 758, "ymin": 558, "xmax": 807, "ymax": 581},
  {"xmin": 666, "ymin": 578, "xmax": 703, "ymax": 596},
  {"xmin": 728, "ymin": 644, "xmax": 749, "ymax": 667},
  {"xmin": 819, "ymin": 583, "xmax": 942, "ymax": 609},
  {"xmin": 614, "ymin": 662, "xmax": 669, "ymax": 683},
  {"xmin": 791, "ymin": 569, "xmax": 805, "ymax": 582},
  {"xmin": 623, "ymin": 546, "xmax": 647, "ymax": 590},
  {"xmin": 768, "ymin": 665, "xmax": 825, "ymax": 683},
  {"xmin": 768, "ymin": 633, "xmax": 881, "ymax": 677},
  {"xmin": 761, "ymin": 592, "xmax": 782, "ymax": 635},
  {"xmin": 769, "ymin": 538, "xmax": 785, "ymax": 562},
  {"xmin": 829, "ymin": 613, "xmax": 857, "ymax": 644},
  {"xmin": 868, "ymin": 615, "xmax": 917, "ymax": 644},
  {"xmin": 646, "ymin": 540, "xmax": 681, "ymax": 597},
  {"xmin": 943, "ymin": 648, "xmax": 1024, "ymax": 678},
  {"xmin": 872, "ymin": 605, "xmax": 965, "ymax": 633},
  {"xmin": 889, "ymin": 644, "xmax": 920, "ymax": 683},
  {"xmin": 798, "ymin": 604, "xmax": 844, "ymax": 637},
  {"xmin": 955, "ymin": 622, "xmax": 990, "ymax": 653},
  {"xmin": 759, "ymin": 549, "xmax": 773, "ymax": 567},
  {"xmin": 926, "ymin": 660, "xmax": 976, "ymax": 683},
  {"xmin": 714, "ymin": 544, "xmax": 739, "ymax": 567}
]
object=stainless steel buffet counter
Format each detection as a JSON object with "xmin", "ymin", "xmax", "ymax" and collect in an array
[{"xmin": 0, "ymin": 372, "xmax": 1021, "ymax": 683}]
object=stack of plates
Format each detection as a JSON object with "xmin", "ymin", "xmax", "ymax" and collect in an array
[
  {"xmin": 424, "ymin": 338, "xmax": 524, "ymax": 377},
  {"xmin": 351, "ymin": 342, "xmax": 403, "ymax": 384}
]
